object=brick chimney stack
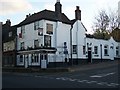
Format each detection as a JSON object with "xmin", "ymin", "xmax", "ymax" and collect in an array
[
  {"xmin": 75, "ymin": 6, "xmax": 81, "ymax": 20},
  {"xmin": 6, "ymin": 19, "xmax": 11, "ymax": 26},
  {"xmin": 55, "ymin": 0, "xmax": 62, "ymax": 20}
]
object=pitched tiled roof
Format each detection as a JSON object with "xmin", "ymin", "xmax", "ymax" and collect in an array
[{"xmin": 18, "ymin": 9, "xmax": 71, "ymax": 26}]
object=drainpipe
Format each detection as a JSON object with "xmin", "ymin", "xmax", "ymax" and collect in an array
[
  {"xmin": 100, "ymin": 44, "xmax": 102, "ymax": 62},
  {"xmin": 14, "ymin": 35, "xmax": 17, "ymax": 67},
  {"xmin": 76, "ymin": 20, "xmax": 79, "ymax": 64},
  {"xmin": 54, "ymin": 21, "xmax": 58, "ymax": 67},
  {"xmin": 70, "ymin": 25, "xmax": 73, "ymax": 66}
]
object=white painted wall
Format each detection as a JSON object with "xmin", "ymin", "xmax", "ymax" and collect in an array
[
  {"xmin": 72, "ymin": 20, "xmax": 86, "ymax": 59},
  {"xmin": 55, "ymin": 22, "xmax": 71, "ymax": 62},
  {"xmin": 17, "ymin": 18, "xmax": 120, "ymax": 66}
]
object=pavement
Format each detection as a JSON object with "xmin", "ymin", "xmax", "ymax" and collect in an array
[
  {"xmin": 2, "ymin": 60, "xmax": 120, "ymax": 73},
  {"xmin": 68, "ymin": 60, "xmax": 119, "ymax": 72}
]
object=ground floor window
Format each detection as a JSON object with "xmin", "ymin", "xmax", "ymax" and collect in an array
[
  {"xmin": 116, "ymin": 46, "xmax": 119, "ymax": 56},
  {"xmin": 104, "ymin": 45, "xmax": 109, "ymax": 56},
  {"xmin": 94, "ymin": 46, "xmax": 98, "ymax": 54},
  {"xmin": 83, "ymin": 46, "xmax": 86, "ymax": 55},
  {"xmin": 72, "ymin": 45, "xmax": 77, "ymax": 54},
  {"xmin": 20, "ymin": 55, "xmax": 23, "ymax": 62},
  {"xmin": 31, "ymin": 54, "xmax": 39, "ymax": 63},
  {"xmin": 40, "ymin": 54, "xmax": 48, "ymax": 60}
]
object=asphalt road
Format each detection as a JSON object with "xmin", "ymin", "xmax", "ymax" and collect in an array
[{"xmin": 2, "ymin": 62, "xmax": 120, "ymax": 88}]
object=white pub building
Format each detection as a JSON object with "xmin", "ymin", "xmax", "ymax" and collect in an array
[{"xmin": 16, "ymin": 0, "xmax": 120, "ymax": 68}]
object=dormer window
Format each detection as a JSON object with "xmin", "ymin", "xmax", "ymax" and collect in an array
[{"xmin": 9, "ymin": 31, "xmax": 12, "ymax": 37}]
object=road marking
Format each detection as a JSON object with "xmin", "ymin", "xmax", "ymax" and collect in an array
[
  {"xmin": 77, "ymin": 80, "xmax": 88, "ymax": 83},
  {"xmin": 69, "ymin": 79, "xmax": 77, "ymax": 81},
  {"xmin": 97, "ymin": 82, "xmax": 104, "ymax": 85},
  {"xmin": 56, "ymin": 78, "xmax": 61, "ymax": 80},
  {"xmin": 86, "ymin": 81, "xmax": 97, "ymax": 83},
  {"xmin": 34, "ymin": 75, "xmax": 119, "ymax": 87},
  {"xmin": 55, "ymin": 77, "xmax": 119, "ymax": 87},
  {"xmin": 90, "ymin": 72, "xmax": 116, "ymax": 78}
]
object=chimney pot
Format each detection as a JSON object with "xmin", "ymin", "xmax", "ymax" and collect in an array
[{"xmin": 57, "ymin": 0, "xmax": 60, "ymax": 2}]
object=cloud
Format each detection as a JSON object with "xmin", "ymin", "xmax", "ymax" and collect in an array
[{"xmin": 0, "ymin": 0, "xmax": 32, "ymax": 15}]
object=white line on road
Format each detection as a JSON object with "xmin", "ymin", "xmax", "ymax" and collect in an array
[
  {"xmin": 77, "ymin": 80, "xmax": 88, "ymax": 83},
  {"xmin": 55, "ymin": 77, "xmax": 119, "ymax": 87},
  {"xmin": 69, "ymin": 79, "xmax": 77, "ymax": 81},
  {"xmin": 86, "ymin": 81, "xmax": 97, "ymax": 83},
  {"xmin": 90, "ymin": 72, "xmax": 116, "ymax": 78}
]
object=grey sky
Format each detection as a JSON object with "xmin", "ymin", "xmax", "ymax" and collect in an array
[{"xmin": 0, "ymin": 0, "xmax": 119, "ymax": 33}]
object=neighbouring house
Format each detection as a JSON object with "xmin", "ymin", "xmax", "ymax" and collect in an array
[
  {"xmin": 15, "ymin": 0, "xmax": 120, "ymax": 68},
  {"xmin": 2, "ymin": 19, "xmax": 17, "ymax": 67}
]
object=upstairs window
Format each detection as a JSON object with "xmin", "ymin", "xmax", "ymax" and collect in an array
[
  {"xmin": 104, "ymin": 45, "xmax": 108, "ymax": 56},
  {"xmin": 20, "ymin": 42, "xmax": 25, "ymax": 50},
  {"xmin": 38, "ymin": 28, "xmax": 43, "ymax": 36},
  {"xmin": 21, "ymin": 26, "xmax": 25, "ymax": 34},
  {"xmin": 34, "ymin": 21, "xmax": 39, "ymax": 30},
  {"xmin": 46, "ymin": 23, "xmax": 53, "ymax": 34},
  {"xmin": 34, "ymin": 40, "xmax": 39, "ymax": 48},
  {"xmin": 94, "ymin": 46, "xmax": 98, "ymax": 54},
  {"xmin": 9, "ymin": 31, "xmax": 12, "ymax": 37},
  {"xmin": 72, "ymin": 45, "xmax": 77, "ymax": 54}
]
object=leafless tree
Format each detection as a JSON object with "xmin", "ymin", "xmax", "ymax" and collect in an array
[
  {"xmin": 92, "ymin": 10, "xmax": 110, "ymax": 40},
  {"xmin": 109, "ymin": 10, "xmax": 119, "ymax": 32}
]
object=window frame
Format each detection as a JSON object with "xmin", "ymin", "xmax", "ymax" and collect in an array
[
  {"xmin": 34, "ymin": 39, "xmax": 39, "ymax": 48},
  {"xmin": 94, "ymin": 46, "xmax": 98, "ymax": 54},
  {"xmin": 72, "ymin": 45, "xmax": 77, "ymax": 54},
  {"xmin": 20, "ymin": 42, "xmax": 25, "ymax": 50},
  {"xmin": 20, "ymin": 55, "xmax": 23, "ymax": 63},
  {"xmin": 83, "ymin": 46, "xmax": 86, "ymax": 55},
  {"xmin": 44, "ymin": 35, "xmax": 51, "ymax": 47},
  {"xmin": 104, "ymin": 45, "xmax": 109, "ymax": 56},
  {"xmin": 34, "ymin": 21, "xmax": 39, "ymax": 30},
  {"xmin": 46, "ymin": 23, "xmax": 53, "ymax": 34},
  {"xmin": 21, "ymin": 25, "xmax": 25, "ymax": 34},
  {"xmin": 31, "ymin": 54, "xmax": 39, "ymax": 63},
  {"xmin": 116, "ymin": 46, "xmax": 119, "ymax": 56},
  {"xmin": 9, "ymin": 31, "xmax": 12, "ymax": 37}
]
